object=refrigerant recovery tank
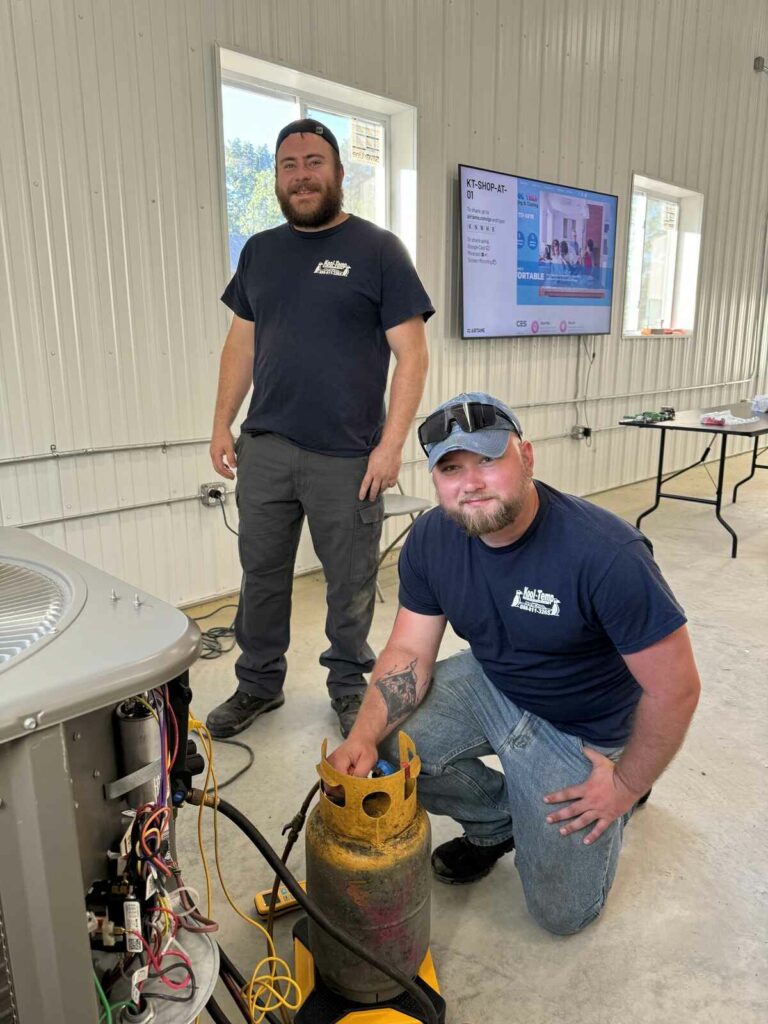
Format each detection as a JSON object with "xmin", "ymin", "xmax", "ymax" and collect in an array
[{"xmin": 305, "ymin": 732, "xmax": 431, "ymax": 1004}]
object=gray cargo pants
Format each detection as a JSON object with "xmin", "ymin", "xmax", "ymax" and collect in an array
[{"xmin": 233, "ymin": 432, "xmax": 384, "ymax": 700}]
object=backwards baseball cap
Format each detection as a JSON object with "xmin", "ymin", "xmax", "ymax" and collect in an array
[
  {"xmin": 275, "ymin": 118, "xmax": 340, "ymax": 158},
  {"xmin": 419, "ymin": 392, "xmax": 523, "ymax": 472}
]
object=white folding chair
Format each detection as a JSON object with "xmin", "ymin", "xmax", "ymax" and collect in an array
[{"xmin": 376, "ymin": 482, "xmax": 432, "ymax": 601}]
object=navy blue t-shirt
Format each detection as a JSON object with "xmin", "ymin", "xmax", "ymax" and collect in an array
[
  {"xmin": 221, "ymin": 215, "xmax": 434, "ymax": 456},
  {"xmin": 398, "ymin": 483, "xmax": 687, "ymax": 745}
]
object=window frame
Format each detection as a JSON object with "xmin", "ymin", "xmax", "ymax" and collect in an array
[
  {"xmin": 621, "ymin": 172, "xmax": 704, "ymax": 339},
  {"xmin": 222, "ymin": 70, "xmax": 391, "ymax": 222},
  {"xmin": 215, "ymin": 47, "xmax": 417, "ymax": 281}
]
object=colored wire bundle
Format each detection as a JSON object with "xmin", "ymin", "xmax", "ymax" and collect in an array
[
  {"xmin": 94, "ymin": 683, "xmax": 213, "ymax": 1021},
  {"xmin": 128, "ymin": 929, "xmax": 197, "ymax": 1003},
  {"xmin": 189, "ymin": 714, "xmax": 302, "ymax": 1023},
  {"xmin": 132, "ymin": 804, "xmax": 172, "ymax": 878}
]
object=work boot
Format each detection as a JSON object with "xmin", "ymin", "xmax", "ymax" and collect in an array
[
  {"xmin": 205, "ymin": 690, "xmax": 285, "ymax": 738},
  {"xmin": 330, "ymin": 693, "xmax": 364, "ymax": 739},
  {"xmin": 431, "ymin": 834, "xmax": 516, "ymax": 885}
]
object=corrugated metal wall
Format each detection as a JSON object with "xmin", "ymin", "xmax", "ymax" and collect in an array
[{"xmin": 1, "ymin": 0, "xmax": 767, "ymax": 605}]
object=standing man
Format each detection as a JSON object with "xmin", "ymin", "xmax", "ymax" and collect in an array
[
  {"xmin": 329, "ymin": 392, "xmax": 700, "ymax": 935},
  {"xmin": 208, "ymin": 118, "xmax": 433, "ymax": 739}
]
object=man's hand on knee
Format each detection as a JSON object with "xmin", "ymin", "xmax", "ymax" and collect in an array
[{"xmin": 542, "ymin": 747, "xmax": 642, "ymax": 845}]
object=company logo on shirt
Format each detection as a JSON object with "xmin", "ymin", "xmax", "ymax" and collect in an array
[
  {"xmin": 511, "ymin": 586, "xmax": 561, "ymax": 617},
  {"xmin": 314, "ymin": 259, "xmax": 351, "ymax": 277}
]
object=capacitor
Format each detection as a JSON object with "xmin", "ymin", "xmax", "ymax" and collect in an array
[{"xmin": 115, "ymin": 698, "xmax": 161, "ymax": 808}]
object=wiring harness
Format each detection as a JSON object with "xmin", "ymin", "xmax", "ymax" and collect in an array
[{"xmin": 90, "ymin": 683, "xmax": 439, "ymax": 1024}]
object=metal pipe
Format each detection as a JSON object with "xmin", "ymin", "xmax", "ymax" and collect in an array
[
  {"xmin": 0, "ymin": 436, "xmax": 209, "ymax": 468},
  {"xmin": 14, "ymin": 490, "xmax": 232, "ymax": 530},
  {"xmin": 482, "ymin": 373, "xmax": 753, "ymax": 415},
  {"xmin": 9, "ymin": 377, "xmax": 753, "ymax": 521},
  {"xmin": 0, "ymin": 375, "xmax": 753, "ymax": 471}
]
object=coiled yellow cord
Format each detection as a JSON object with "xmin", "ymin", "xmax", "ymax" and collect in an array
[{"xmin": 188, "ymin": 715, "xmax": 302, "ymax": 1022}]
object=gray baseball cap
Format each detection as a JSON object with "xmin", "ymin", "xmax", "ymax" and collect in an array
[{"xmin": 422, "ymin": 392, "xmax": 523, "ymax": 471}]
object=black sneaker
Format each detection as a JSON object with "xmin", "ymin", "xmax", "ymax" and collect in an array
[
  {"xmin": 205, "ymin": 691, "xmax": 285, "ymax": 738},
  {"xmin": 330, "ymin": 693, "xmax": 364, "ymax": 739},
  {"xmin": 431, "ymin": 834, "xmax": 516, "ymax": 885}
]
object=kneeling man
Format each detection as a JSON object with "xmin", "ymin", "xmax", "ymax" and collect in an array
[{"xmin": 329, "ymin": 392, "xmax": 700, "ymax": 935}]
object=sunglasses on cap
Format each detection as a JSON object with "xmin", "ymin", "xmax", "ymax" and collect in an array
[{"xmin": 417, "ymin": 401, "xmax": 521, "ymax": 454}]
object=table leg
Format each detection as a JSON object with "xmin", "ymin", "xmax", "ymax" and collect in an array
[
  {"xmin": 714, "ymin": 433, "xmax": 738, "ymax": 557},
  {"xmin": 731, "ymin": 437, "xmax": 759, "ymax": 504},
  {"xmin": 636, "ymin": 429, "xmax": 666, "ymax": 529}
]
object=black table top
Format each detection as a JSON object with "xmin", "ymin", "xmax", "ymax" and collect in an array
[{"xmin": 619, "ymin": 402, "xmax": 768, "ymax": 437}]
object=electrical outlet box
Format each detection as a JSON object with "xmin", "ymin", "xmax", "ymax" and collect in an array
[
  {"xmin": 199, "ymin": 483, "xmax": 226, "ymax": 507},
  {"xmin": 570, "ymin": 425, "xmax": 588, "ymax": 440}
]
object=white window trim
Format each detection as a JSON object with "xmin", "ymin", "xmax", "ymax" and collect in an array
[
  {"xmin": 214, "ymin": 46, "xmax": 418, "ymax": 275},
  {"xmin": 621, "ymin": 172, "xmax": 704, "ymax": 340}
]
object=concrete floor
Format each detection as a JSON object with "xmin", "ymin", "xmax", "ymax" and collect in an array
[{"xmin": 178, "ymin": 450, "xmax": 768, "ymax": 1024}]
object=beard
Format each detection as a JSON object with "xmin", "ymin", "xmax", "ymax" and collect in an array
[
  {"xmin": 443, "ymin": 492, "xmax": 528, "ymax": 538},
  {"xmin": 276, "ymin": 176, "xmax": 344, "ymax": 229}
]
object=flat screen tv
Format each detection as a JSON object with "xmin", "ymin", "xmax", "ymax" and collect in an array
[{"xmin": 459, "ymin": 164, "xmax": 618, "ymax": 338}]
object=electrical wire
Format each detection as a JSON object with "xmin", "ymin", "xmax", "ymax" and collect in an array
[
  {"xmin": 186, "ymin": 788, "xmax": 440, "ymax": 1024},
  {"xmin": 189, "ymin": 603, "xmax": 258, "ymax": 784},
  {"xmin": 191, "ymin": 602, "xmax": 238, "ymax": 659},
  {"xmin": 142, "ymin": 961, "xmax": 197, "ymax": 1002},
  {"xmin": 579, "ymin": 337, "xmax": 597, "ymax": 447},
  {"xmin": 210, "ymin": 737, "xmax": 256, "ymax": 790},
  {"xmin": 95, "ymin": 686, "xmax": 205, "ymax": 1023},
  {"xmin": 198, "ymin": 621, "xmax": 238, "ymax": 659},
  {"xmin": 93, "ymin": 971, "xmax": 113, "ymax": 1024},
  {"xmin": 133, "ymin": 804, "xmax": 173, "ymax": 878},
  {"xmin": 128, "ymin": 930, "xmax": 194, "ymax": 992},
  {"xmin": 95, "ymin": 969, "xmax": 137, "ymax": 1024},
  {"xmin": 133, "ymin": 695, "xmax": 159, "ymax": 722},
  {"xmin": 217, "ymin": 494, "xmax": 239, "ymax": 536},
  {"xmin": 218, "ymin": 942, "xmax": 282, "ymax": 1023},
  {"xmin": 265, "ymin": 782, "xmax": 319, "ymax": 1024},
  {"xmin": 165, "ymin": 686, "xmax": 180, "ymax": 773},
  {"xmin": 192, "ymin": 604, "xmax": 239, "ymax": 622},
  {"xmin": 188, "ymin": 716, "xmax": 302, "ymax": 1023},
  {"xmin": 201, "ymin": 722, "xmax": 301, "ymax": 1021}
]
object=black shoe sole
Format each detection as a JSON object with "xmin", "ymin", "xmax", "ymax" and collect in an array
[
  {"xmin": 206, "ymin": 695, "xmax": 284, "ymax": 738},
  {"xmin": 432, "ymin": 864, "xmax": 495, "ymax": 885}
]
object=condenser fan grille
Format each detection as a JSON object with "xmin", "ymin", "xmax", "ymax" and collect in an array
[{"xmin": 0, "ymin": 562, "xmax": 68, "ymax": 666}]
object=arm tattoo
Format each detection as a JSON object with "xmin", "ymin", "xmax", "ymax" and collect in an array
[{"xmin": 375, "ymin": 660, "xmax": 418, "ymax": 726}]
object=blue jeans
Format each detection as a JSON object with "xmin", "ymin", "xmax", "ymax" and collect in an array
[{"xmin": 381, "ymin": 650, "xmax": 631, "ymax": 935}]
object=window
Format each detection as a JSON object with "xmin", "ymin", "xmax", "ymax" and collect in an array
[
  {"xmin": 217, "ymin": 49, "xmax": 416, "ymax": 272},
  {"xmin": 623, "ymin": 174, "xmax": 703, "ymax": 336}
]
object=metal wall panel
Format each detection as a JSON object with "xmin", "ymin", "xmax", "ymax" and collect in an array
[{"xmin": 1, "ymin": 0, "xmax": 767, "ymax": 605}]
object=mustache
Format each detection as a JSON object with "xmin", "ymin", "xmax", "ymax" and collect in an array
[{"xmin": 458, "ymin": 493, "xmax": 500, "ymax": 505}]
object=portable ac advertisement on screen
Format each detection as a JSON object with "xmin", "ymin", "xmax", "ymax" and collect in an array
[{"xmin": 459, "ymin": 164, "xmax": 618, "ymax": 339}]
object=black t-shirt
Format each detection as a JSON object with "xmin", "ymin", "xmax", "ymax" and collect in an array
[
  {"xmin": 221, "ymin": 215, "xmax": 434, "ymax": 456},
  {"xmin": 398, "ymin": 482, "xmax": 687, "ymax": 745}
]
